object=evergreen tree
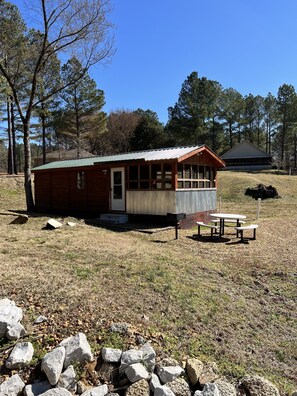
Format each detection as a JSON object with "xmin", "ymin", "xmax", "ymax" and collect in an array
[
  {"xmin": 219, "ymin": 88, "xmax": 244, "ymax": 149},
  {"xmin": 129, "ymin": 109, "xmax": 165, "ymax": 151},
  {"xmin": 263, "ymin": 93, "xmax": 277, "ymax": 155},
  {"xmin": 167, "ymin": 72, "xmax": 222, "ymax": 146},
  {"xmin": 275, "ymin": 84, "xmax": 297, "ymax": 167},
  {"xmin": 59, "ymin": 57, "xmax": 106, "ymax": 157}
]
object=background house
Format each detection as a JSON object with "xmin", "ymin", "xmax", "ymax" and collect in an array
[
  {"xmin": 220, "ymin": 141, "xmax": 272, "ymax": 171},
  {"xmin": 32, "ymin": 145, "xmax": 225, "ymax": 227}
]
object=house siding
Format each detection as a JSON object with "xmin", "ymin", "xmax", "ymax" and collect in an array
[
  {"xmin": 176, "ymin": 189, "xmax": 217, "ymax": 214},
  {"xmin": 126, "ymin": 190, "xmax": 176, "ymax": 215}
]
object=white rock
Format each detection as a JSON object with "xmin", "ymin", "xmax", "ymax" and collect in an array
[
  {"xmin": 157, "ymin": 366, "xmax": 184, "ymax": 384},
  {"xmin": 40, "ymin": 389, "xmax": 73, "ymax": 396},
  {"xmin": 125, "ymin": 363, "xmax": 149, "ymax": 383},
  {"xmin": 57, "ymin": 365, "xmax": 77, "ymax": 392},
  {"xmin": 101, "ymin": 347, "xmax": 122, "ymax": 363},
  {"xmin": 5, "ymin": 342, "xmax": 34, "ymax": 369},
  {"xmin": 150, "ymin": 373, "xmax": 161, "ymax": 392},
  {"xmin": 0, "ymin": 374, "xmax": 25, "ymax": 395},
  {"xmin": 214, "ymin": 379, "xmax": 237, "ymax": 396},
  {"xmin": 42, "ymin": 346, "xmax": 66, "ymax": 385},
  {"xmin": 140, "ymin": 342, "xmax": 156, "ymax": 372},
  {"xmin": 0, "ymin": 298, "xmax": 23, "ymax": 338},
  {"xmin": 67, "ymin": 221, "xmax": 77, "ymax": 227},
  {"xmin": 6, "ymin": 322, "xmax": 26, "ymax": 340},
  {"xmin": 46, "ymin": 219, "xmax": 63, "ymax": 229},
  {"xmin": 154, "ymin": 385, "xmax": 175, "ymax": 396},
  {"xmin": 60, "ymin": 332, "xmax": 93, "ymax": 368},
  {"xmin": 121, "ymin": 349, "xmax": 143, "ymax": 366},
  {"xmin": 81, "ymin": 384, "xmax": 109, "ymax": 396},
  {"xmin": 194, "ymin": 383, "xmax": 220, "ymax": 396},
  {"xmin": 24, "ymin": 380, "xmax": 52, "ymax": 396},
  {"xmin": 34, "ymin": 315, "xmax": 48, "ymax": 324}
]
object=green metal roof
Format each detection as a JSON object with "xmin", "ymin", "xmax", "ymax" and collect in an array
[{"xmin": 32, "ymin": 146, "xmax": 203, "ymax": 171}]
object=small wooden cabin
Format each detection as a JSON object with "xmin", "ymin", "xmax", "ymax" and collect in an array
[
  {"xmin": 220, "ymin": 141, "xmax": 272, "ymax": 171},
  {"xmin": 32, "ymin": 146, "xmax": 225, "ymax": 227}
]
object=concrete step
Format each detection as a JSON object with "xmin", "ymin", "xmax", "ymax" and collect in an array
[{"xmin": 99, "ymin": 213, "xmax": 129, "ymax": 224}]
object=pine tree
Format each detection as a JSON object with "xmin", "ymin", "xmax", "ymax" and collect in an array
[{"xmin": 59, "ymin": 57, "xmax": 106, "ymax": 157}]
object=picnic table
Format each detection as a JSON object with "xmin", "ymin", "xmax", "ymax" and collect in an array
[{"xmin": 210, "ymin": 213, "xmax": 247, "ymax": 237}]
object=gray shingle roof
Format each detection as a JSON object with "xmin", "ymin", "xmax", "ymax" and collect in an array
[{"xmin": 32, "ymin": 146, "xmax": 203, "ymax": 171}]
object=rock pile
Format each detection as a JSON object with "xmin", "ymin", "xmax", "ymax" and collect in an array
[{"xmin": 0, "ymin": 298, "xmax": 293, "ymax": 396}]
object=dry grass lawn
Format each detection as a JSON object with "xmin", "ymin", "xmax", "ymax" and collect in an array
[{"xmin": 0, "ymin": 171, "xmax": 296, "ymax": 394}]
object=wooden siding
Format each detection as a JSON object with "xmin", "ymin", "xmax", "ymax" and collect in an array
[
  {"xmin": 126, "ymin": 191, "xmax": 176, "ymax": 215},
  {"xmin": 34, "ymin": 169, "xmax": 110, "ymax": 216},
  {"xmin": 34, "ymin": 173, "xmax": 52, "ymax": 210},
  {"xmin": 176, "ymin": 190, "xmax": 217, "ymax": 214}
]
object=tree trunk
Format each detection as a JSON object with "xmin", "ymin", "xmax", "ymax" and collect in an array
[
  {"xmin": 23, "ymin": 121, "xmax": 35, "ymax": 211},
  {"xmin": 7, "ymin": 96, "xmax": 14, "ymax": 175},
  {"xmin": 41, "ymin": 102, "xmax": 47, "ymax": 164},
  {"xmin": 11, "ymin": 99, "xmax": 18, "ymax": 174}
]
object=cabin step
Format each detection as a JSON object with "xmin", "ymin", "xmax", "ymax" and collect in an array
[{"xmin": 99, "ymin": 213, "xmax": 129, "ymax": 224}]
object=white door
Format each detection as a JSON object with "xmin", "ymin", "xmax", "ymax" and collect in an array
[{"xmin": 111, "ymin": 168, "xmax": 125, "ymax": 211}]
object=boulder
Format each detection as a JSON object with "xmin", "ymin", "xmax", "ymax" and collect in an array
[
  {"xmin": 6, "ymin": 322, "xmax": 26, "ymax": 340},
  {"xmin": 41, "ymin": 346, "xmax": 66, "ymax": 385},
  {"xmin": 5, "ymin": 341, "xmax": 34, "ymax": 369},
  {"xmin": 154, "ymin": 385, "xmax": 175, "ymax": 396},
  {"xmin": 0, "ymin": 374, "xmax": 25, "ymax": 396},
  {"xmin": 140, "ymin": 342, "xmax": 156, "ymax": 372},
  {"xmin": 125, "ymin": 363, "xmax": 149, "ymax": 383},
  {"xmin": 40, "ymin": 389, "xmax": 73, "ymax": 396},
  {"xmin": 81, "ymin": 384, "xmax": 109, "ymax": 396},
  {"xmin": 101, "ymin": 347, "xmax": 122, "ymax": 363},
  {"xmin": 198, "ymin": 362, "xmax": 219, "ymax": 386},
  {"xmin": 157, "ymin": 365, "xmax": 184, "ymax": 384},
  {"xmin": 186, "ymin": 358, "xmax": 203, "ymax": 386},
  {"xmin": 24, "ymin": 380, "xmax": 52, "ymax": 396},
  {"xmin": 166, "ymin": 377, "xmax": 191, "ymax": 396},
  {"xmin": 214, "ymin": 379, "xmax": 236, "ymax": 396},
  {"xmin": 60, "ymin": 332, "xmax": 93, "ymax": 368},
  {"xmin": 57, "ymin": 365, "xmax": 77, "ymax": 392},
  {"xmin": 240, "ymin": 375, "xmax": 280, "ymax": 396},
  {"xmin": 46, "ymin": 219, "xmax": 63, "ymax": 229},
  {"xmin": 0, "ymin": 298, "xmax": 23, "ymax": 338},
  {"xmin": 194, "ymin": 383, "xmax": 220, "ymax": 396},
  {"xmin": 125, "ymin": 378, "xmax": 150, "ymax": 396},
  {"xmin": 150, "ymin": 373, "xmax": 161, "ymax": 392},
  {"xmin": 110, "ymin": 322, "xmax": 129, "ymax": 335},
  {"xmin": 120, "ymin": 349, "xmax": 143, "ymax": 373}
]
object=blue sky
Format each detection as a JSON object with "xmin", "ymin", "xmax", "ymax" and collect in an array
[{"xmin": 10, "ymin": 0, "xmax": 297, "ymax": 124}]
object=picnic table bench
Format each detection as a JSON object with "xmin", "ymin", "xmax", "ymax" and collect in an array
[
  {"xmin": 235, "ymin": 224, "xmax": 258, "ymax": 242},
  {"xmin": 196, "ymin": 222, "xmax": 218, "ymax": 239}
]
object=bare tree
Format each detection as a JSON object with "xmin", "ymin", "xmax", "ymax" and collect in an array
[{"xmin": 0, "ymin": 0, "xmax": 114, "ymax": 211}]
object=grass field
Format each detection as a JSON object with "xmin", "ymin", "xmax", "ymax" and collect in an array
[{"xmin": 0, "ymin": 171, "xmax": 296, "ymax": 394}]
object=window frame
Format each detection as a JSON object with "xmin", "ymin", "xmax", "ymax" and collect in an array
[
  {"xmin": 177, "ymin": 164, "xmax": 216, "ymax": 190},
  {"xmin": 127, "ymin": 163, "xmax": 173, "ymax": 191}
]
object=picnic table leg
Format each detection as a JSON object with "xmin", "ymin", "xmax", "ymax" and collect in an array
[
  {"xmin": 219, "ymin": 219, "xmax": 224, "ymax": 236},
  {"xmin": 236, "ymin": 219, "xmax": 240, "ymax": 237}
]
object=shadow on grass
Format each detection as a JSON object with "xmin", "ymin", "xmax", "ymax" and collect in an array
[{"xmin": 187, "ymin": 235, "xmax": 230, "ymax": 243}]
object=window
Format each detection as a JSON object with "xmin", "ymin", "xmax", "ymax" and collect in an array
[
  {"xmin": 77, "ymin": 171, "xmax": 85, "ymax": 190},
  {"xmin": 177, "ymin": 164, "xmax": 216, "ymax": 190},
  {"xmin": 127, "ymin": 163, "xmax": 173, "ymax": 190}
]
